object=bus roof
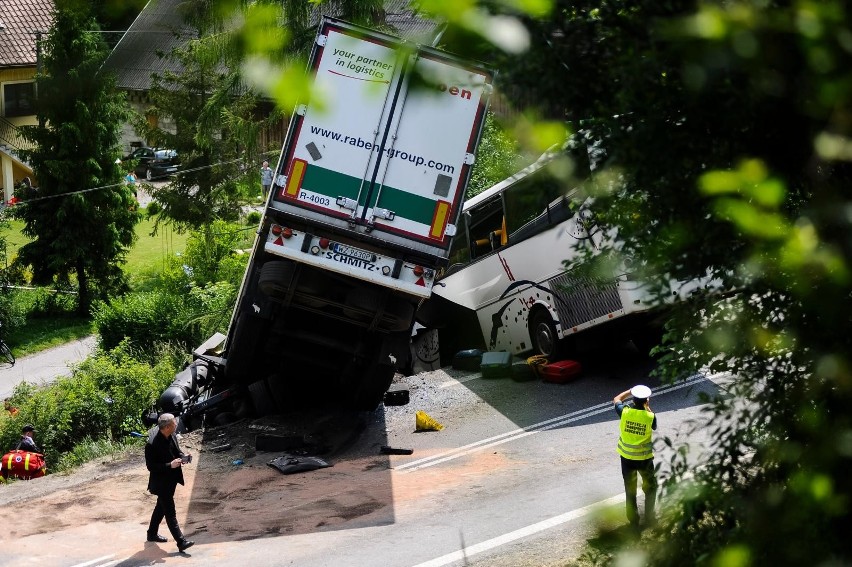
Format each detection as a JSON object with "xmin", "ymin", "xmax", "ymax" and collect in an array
[{"xmin": 463, "ymin": 147, "xmax": 562, "ymax": 213}]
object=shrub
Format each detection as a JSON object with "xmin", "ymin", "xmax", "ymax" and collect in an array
[
  {"xmin": 185, "ymin": 280, "xmax": 237, "ymax": 342},
  {"xmin": 145, "ymin": 201, "xmax": 162, "ymax": 217},
  {"xmin": 27, "ymin": 287, "xmax": 77, "ymax": 318},
  {"xmin": 182, "ymin": 220, "xmax": 252, "ymax": 286},
  {"xmin": 0, "ymin": 340, "xmax": 178, "ymax": 469},
  {"xmin": 92, "ymin": 281, "xmax": 236, "ymax": 354},
  {"xmin": 0, "ymin": 289, "xmax": 26, "ymax": 332},
  {"xmin": 245, "ymin": 210, "xmax": 261, "ymax": 225},
  {"xmin": 93, "ymin": 289, "xmax": 195, "ymax": 352}
]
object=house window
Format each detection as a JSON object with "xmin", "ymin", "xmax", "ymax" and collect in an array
[{"xmin": 3, "ymin": 82, "xmax": 36, "ymax": 117}]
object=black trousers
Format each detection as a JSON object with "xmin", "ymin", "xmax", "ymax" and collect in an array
[
  {"xmin": 620, "ymin": 456, "xmax": 657, "ymax": 527},
  {"xmin": 148, "ymin": 483, "xmax": 183, "ymax": 540}
]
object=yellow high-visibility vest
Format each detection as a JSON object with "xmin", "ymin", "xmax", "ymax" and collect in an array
[{"xmin": 617, "ymin": 407, "xmax": 655, "ymax": 460}]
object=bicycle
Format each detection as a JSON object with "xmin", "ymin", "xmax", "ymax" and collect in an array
[{"xmin": 0, "ymin": 322, "xmax": 14, "ymax": 368}]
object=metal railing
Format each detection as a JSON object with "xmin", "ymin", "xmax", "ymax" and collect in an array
[{"xmin": 0, "ymin": 116, "xmax": 35, "ymax": 155}]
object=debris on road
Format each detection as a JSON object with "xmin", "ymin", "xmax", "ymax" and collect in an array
[
  {"xmin": 267, "ymin": 455, "xmax": 332, "ymax": 475},
  {"xmin": 383, "ymin": 389, "xmax": 410, "ymax": 406},
  {"xmin": 415, "ymin": 410, "xmax": 443, "ymax": 431},
  {"xmin": 379, "ymin": 446, "xmax": 413, "ymax": 455}
]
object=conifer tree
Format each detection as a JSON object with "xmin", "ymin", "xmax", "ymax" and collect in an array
[{"xmin": 15, "ymin": 0, "xmax": 137, "ymax": 315}]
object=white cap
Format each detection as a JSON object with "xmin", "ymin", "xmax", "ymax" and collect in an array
[{"xmin": 631, "ymin": 385, "xmax": 652, "ymax": 399}]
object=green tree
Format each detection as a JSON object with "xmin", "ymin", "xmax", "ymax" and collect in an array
[
  {"xmin": 472, "ymin": 1, "xmax": 852, "ymax": 564},
  {"xmin": 135, "ymin": 0, "xmax": 283, "ymax": 251},
  {"xmin": 467, "ymin": 112, "xmax": 523, "ymax": 198},
  {"xmin": 138, "ymin": 0, "xmax": 404, "ymax": 249},
  {"xmin": 15, "ymin": 0, "xmax": 137, "ymax": 316}
]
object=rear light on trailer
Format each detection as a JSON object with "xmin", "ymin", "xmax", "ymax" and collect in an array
[
  {"xmin": 319, "ymin": 238, "xmax": 330, "ymax": 249},
  {"xmin": 413, "ymin": 265, "xmax": 425, "ymax": 277},
  {"xmin": 270, "ymin": 224, "xmax": 293, "ymax": 239}
]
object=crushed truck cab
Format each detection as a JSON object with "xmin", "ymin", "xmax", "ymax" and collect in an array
[{"xmin": 186, "ymin": 18, "xmax": 493, "ymax": 416}]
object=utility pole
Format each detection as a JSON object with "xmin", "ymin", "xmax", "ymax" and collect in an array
[{"xmin": 29, "ymin": 30, "xmax": 47, "ymax": 127}]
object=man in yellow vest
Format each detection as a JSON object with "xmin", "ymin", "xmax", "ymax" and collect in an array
[{"xmin": 614, "ymin": 384, "xmax": 657, "ymax": 532}]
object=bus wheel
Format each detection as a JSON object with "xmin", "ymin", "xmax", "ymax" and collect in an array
[{"xmin": 530, "ymin": 309, "xmax": 558, "ymax": 358}]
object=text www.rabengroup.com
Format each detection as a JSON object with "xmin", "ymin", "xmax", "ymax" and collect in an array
[{"xmin": 309, "ymin": 126, "xmax": 455, "ymax": 174}]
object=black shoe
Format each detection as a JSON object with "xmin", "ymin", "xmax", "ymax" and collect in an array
[
  {"xmin": 147, "ymin": 533, "xmax": 168, "ymax": 543},
  {"xmin": 177, "ymin": 539, "xmax": 195, "ymax": 552}
]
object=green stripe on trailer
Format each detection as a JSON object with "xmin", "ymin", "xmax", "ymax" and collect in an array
[
  {"xmin": 302, "ymin": 166, "xmax": 361, "ymax": 201},
  {"xmin": 303, "ymin": 164, "xmax": 440, "ymax": 225}
]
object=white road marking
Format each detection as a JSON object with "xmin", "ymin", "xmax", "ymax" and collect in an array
[
  {"xmin": 68, "ymin": 555, "xmax": 115, "ymax": 567},
  {"xmin": 410, "ymin": 494, "xmax": 625, "ymax": 567},
  {"xmin": 396, "ymin": 373, "xmax": 709, "ymax": 472},
  {"xmin": 438, "ymin": 374, "xmax": 481, "ymax": 388}
]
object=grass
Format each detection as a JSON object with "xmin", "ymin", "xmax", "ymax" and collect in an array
[
  {"xmin": 125, "ymin": 214, "xmax": 190, "ymax": 286},
  {"xmin": 2, "ymin": 213, "xmax": 190, "ymax": 277},
  {"xmin": 5, "ymin": 317, "xmax": 94, "ymax": 358},
  {"xmin": 1, "ymin": 212, "xmax": 190, "ymax": 356},
  {"xmin": 54, "ymin": 436, "xmax": 143, "ymax": 473}
]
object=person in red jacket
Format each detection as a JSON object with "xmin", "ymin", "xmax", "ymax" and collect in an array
[{"xmin": 144, "ymin": 413, "xmax": 194, "ymax": 552}]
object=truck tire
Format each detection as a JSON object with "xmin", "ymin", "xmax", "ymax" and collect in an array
[
  {"xmin": 410, "ymin": 328, "xmax": 440, "ymax": 374},
  {"xmin": 258, "ymin": 260, "xmax": 296, "ymax": 300},
  {"xmin": 353, "ymin": 363, "xmax": 395, "ymax": 411},
  {"xmin": 264, "ymin": 373, "xmax": 289, "ymax": 411},
  {"xmin": 248, "ymin": 379, "xmax": 276, "ymax": 416}
]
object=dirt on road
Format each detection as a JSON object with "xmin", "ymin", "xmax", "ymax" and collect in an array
[
  {"xmin": 0, "ymin": 412, "xmax": 402, "ymax": 543},
  {"xmin": 0, "ymin": 368, "xmax": 485, "ymax": 553}
]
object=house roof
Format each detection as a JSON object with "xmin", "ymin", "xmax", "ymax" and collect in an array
[
  {"xmin": 102, "ymin": 0, "xmax": 193, "ymax": 91},
  {"xmin": 0, "ymin": 0, "xmax": 54, "ymax": 67},
  {"xmin": 103, "ymin": 0, "xmax": 442, "ymax": 92}
]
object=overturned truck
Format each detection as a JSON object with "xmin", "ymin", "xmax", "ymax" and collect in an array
[{"xmin": 158, "ymin": 17, "xmax": 493, "ymax": 423}]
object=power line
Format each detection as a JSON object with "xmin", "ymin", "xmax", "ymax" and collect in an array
[{"xmin": 5, "ymin": 150, "xmax": 280, "ymax": 207}]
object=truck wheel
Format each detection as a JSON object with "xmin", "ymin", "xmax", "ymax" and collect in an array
[
  {"xmin": 264, "ymin": 373, "xmax": 289, "ymax": 411},
  {"xmin": 258, "ymin": 260, "xmax": 296, "ymax": 300},
  {"xmin": 530, "ymin": 309, "xmax": 559, "ymax": 358},
  {"xmin": 410, "ymin": 328, "xmax": 440, "ymax": 374},
  {"xmin": 248, "ymin": 379, "xmax": 276, "ymax": 416},
  {"xmin": 353, "ymin": 363, "xmax": 395, "ymax": 411}
]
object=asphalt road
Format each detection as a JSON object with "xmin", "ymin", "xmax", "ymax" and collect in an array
[
  {"xmin": 7, "ymin": 341, "xmax": 723, "ymax": 567},
  {"xmin": 0, "ymin": 336, "xmax": 96, "ymax": 399}
]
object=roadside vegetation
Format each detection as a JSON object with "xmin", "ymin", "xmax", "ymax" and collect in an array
[
  {"xmin": 0, "ymin": 213, "xmax": 252, "ymax": 476},
  {"xmin": 4, "ymin": 0, "xmax": 850, "ymax": 565}
]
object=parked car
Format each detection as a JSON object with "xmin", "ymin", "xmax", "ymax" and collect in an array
[{"xmin": 121, "ymin": 147, "xmax": 179, "ymax": 181}]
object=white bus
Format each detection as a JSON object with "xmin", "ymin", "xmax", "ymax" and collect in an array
[{"xmin": 413, "ymin": 150, "xmax": 700, "ymax": 366}]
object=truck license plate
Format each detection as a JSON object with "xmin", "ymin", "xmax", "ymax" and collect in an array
[{"xmin": 332, "ymin": 243, "xmax": 375, "ymax": 263}]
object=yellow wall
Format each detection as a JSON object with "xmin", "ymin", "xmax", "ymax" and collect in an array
[{"xmin": 0, "ymin": 66, "xmax": 38, "ymax": 127}]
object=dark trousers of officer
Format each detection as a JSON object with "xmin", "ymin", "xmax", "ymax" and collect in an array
[
  {"xmin": 620, "ymin": 456, "xmax": 657, "ymax": 528},
  {"xmin": 148, "ymin": 483, "xmax": 184, "ymax": 540}
]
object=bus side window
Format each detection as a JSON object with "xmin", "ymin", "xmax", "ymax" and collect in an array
[
  {"xmin": 447, "ymin": 216, "xmax": 471, "ymax": 270},
  {"xmin": 468, "ymin": 199, "xmax": 505, "ymax": 259}
]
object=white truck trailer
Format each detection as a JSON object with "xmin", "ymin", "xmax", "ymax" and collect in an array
[{"xmin": 200, "ymin": 18, "xmax": 493, "ymax": 413}]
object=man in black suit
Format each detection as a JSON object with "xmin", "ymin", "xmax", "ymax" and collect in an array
[{"xmin": 144, "ymin": 413, "xmax": 194, "ymax": 552}]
